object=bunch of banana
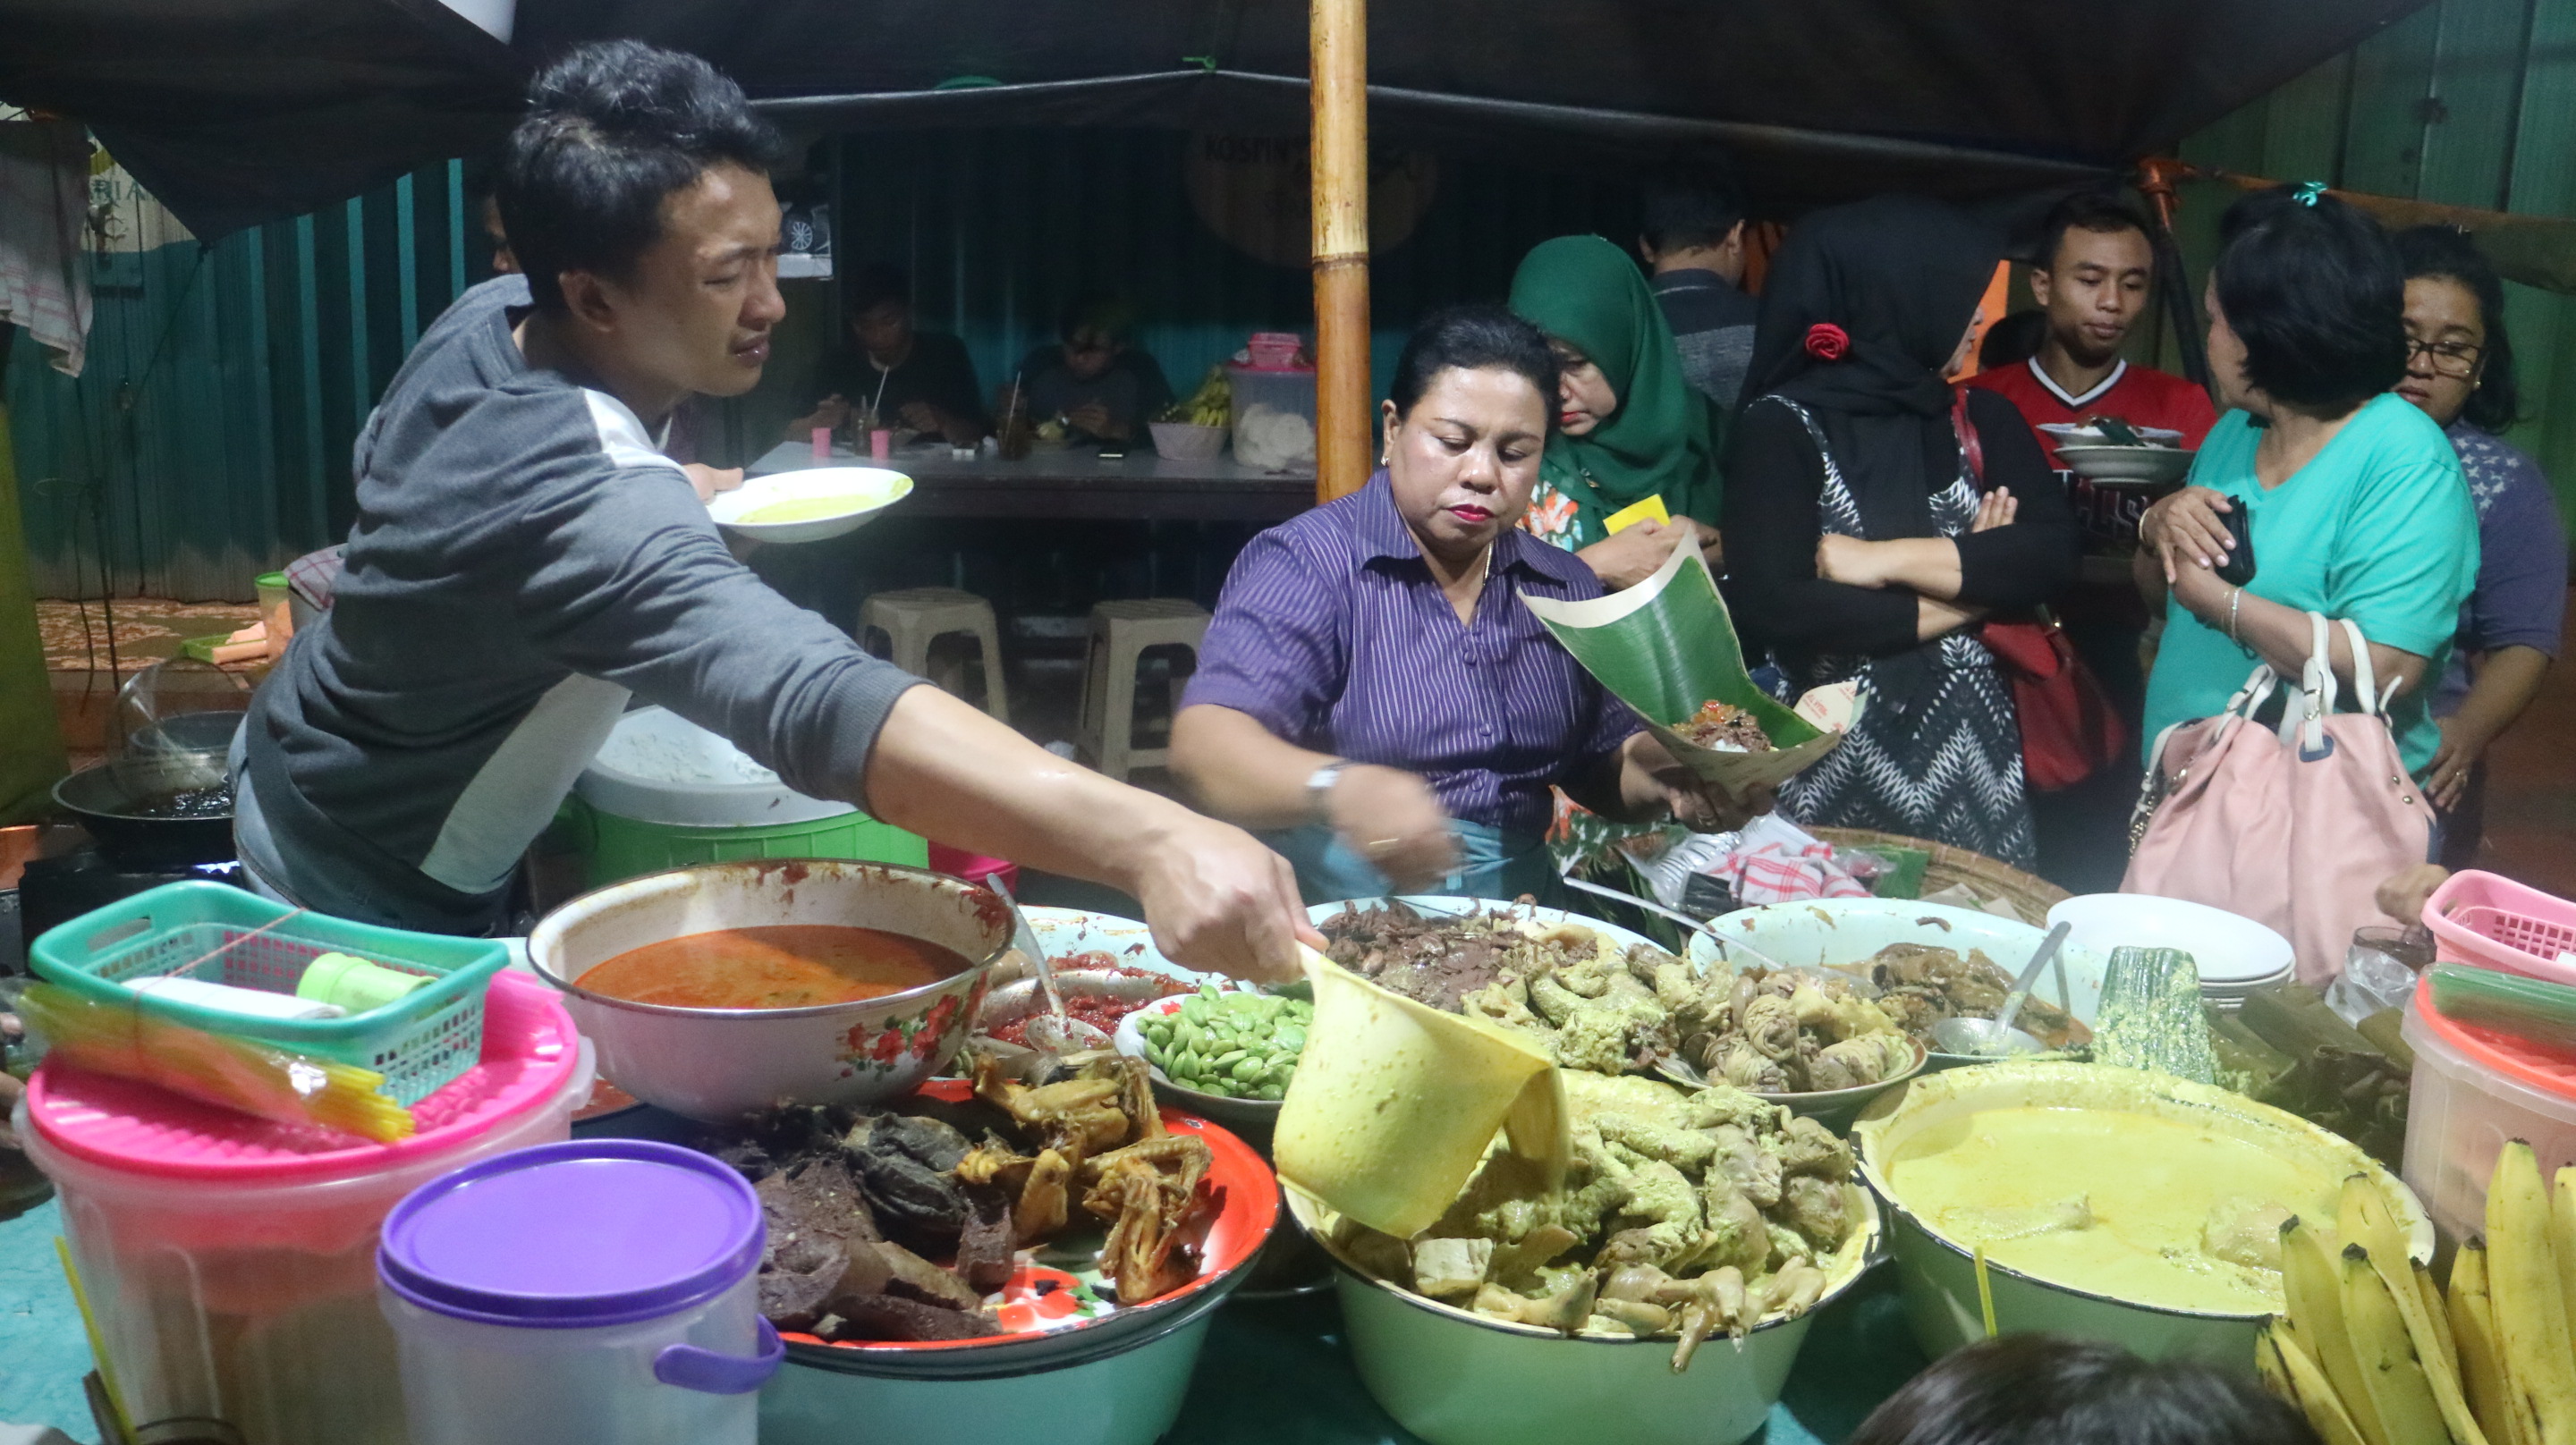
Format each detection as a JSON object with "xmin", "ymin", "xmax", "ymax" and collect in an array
[
  {"xmin": 1160, "ymin": 366, "xmax": 1232, "ymax": 428},
  {"xmin": 2258, "ymin": 1144, "xmax": 2576, "ymax": 1445}
]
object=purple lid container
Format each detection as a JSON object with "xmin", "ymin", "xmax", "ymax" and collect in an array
[{"xmin": 378, "ymin": 1139, "xmax": 763, "ymax": 1329}]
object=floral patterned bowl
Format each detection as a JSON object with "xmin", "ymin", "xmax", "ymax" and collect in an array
[{"xmin": 525, "ymin": 859, "xmax": 1009, "ymax": 1121}]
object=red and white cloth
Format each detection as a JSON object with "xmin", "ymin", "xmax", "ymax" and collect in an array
[
  {"xmin": 1711, "ymin": 815, "xmax": 1872, "ymax": 907},
  {"xmin": 0, "ymin": 123, "xmax": 92, "ymax": 376}
]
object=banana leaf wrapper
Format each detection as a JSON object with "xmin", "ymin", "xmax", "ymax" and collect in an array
[{"xmin": 1519, "ymin": 540, "xmax": 1860, "ymax": 793}]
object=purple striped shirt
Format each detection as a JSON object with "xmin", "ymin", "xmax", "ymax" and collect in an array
[{"xmin": 1182, "ymin": 474, "xmax": 1640, "ymax": 835}]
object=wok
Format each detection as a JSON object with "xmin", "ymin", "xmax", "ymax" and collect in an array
[{"xmin": 53, "ymin": 750, "xmax": 235, "ymax": 867}]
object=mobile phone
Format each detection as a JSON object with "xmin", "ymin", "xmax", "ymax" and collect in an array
[{"xmin": 2215, "ymin": 503, "xmax": 2256, "ymax": 587}]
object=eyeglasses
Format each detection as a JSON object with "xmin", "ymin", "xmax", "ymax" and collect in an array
[{"xmin": 2404, "ymin": 337, "xmax": 2484, "ymax": 378}]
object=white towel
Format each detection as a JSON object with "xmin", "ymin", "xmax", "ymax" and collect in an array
[{"xmin": 0, "ymin": 122, "xmax": 91, "ymax": 377}]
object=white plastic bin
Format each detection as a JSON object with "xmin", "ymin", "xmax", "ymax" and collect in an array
[
  {"xmin": 377, "ymin": 1139, "xmax": 779, "ymax": 1445},
  {"xmin": 1226, "ymin": 364, "xmax": 1318, "ymax": 472},
  {"xmin": 2400, "ymin": 972, "xmax": 2576, "ymax": 1246}
]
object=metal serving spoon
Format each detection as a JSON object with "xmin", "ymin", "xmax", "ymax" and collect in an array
[{"xmin": 1929, "ymin": 920, "xmax": 2072, "ymax": 1059}]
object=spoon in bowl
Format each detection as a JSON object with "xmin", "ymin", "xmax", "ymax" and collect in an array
[{"xmin": 1930, "ymin": 921, "xmax": 2072, "ymax": 1059}]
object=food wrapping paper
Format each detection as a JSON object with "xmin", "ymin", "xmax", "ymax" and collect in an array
[{"xmin": 1521, "ymin": 539, "xmax": 1859, "ymax": 791}]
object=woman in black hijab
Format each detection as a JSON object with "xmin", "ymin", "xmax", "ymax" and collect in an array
[{"xmin": 1723, "ymin": 196, "xmax": 2078, "ymax": 866}]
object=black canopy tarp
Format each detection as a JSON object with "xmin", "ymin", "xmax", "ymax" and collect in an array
[{"xmin": 3, "ymin": 0, "xmax": 2430, "ymax": 239}]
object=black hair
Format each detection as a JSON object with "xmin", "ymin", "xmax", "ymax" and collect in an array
[
  {"xmin": 1059, "ymin": 291, "xmax": 1139, "ymax": 346},
  {"xmin": 1642, "ymin": 164, "xmax": 1748, "ymax": 253},
  {"xmin": 846, "ymin": 261, "xmax": 912, "ymax": 317},
  {"xmin": 2213, "ymin": 185, "xmax": 2410, "ymax": 415},
  {"xmin": 1979, "ymin": 308, "xmax": 2048, "ymax": 369},
  {"xmin": 2034, "ymin": 191, "xmax": 2153, "ymax": 274},
  {"xmin": 2393, "ymin": 224, "xmax": 2521, "ymax": 433},
  {"xmin": 1386, "ymin": 305, "xmax": 1560, "ymax": 424},
  {"xmin": 1847, "ymin": 1335, "xmax": 2321, "ymax": 1445},
  {"xmin": 498, "ymin": 40, "xmax": 785, "ymax": 313}
]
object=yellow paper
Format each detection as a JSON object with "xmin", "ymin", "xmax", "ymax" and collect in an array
[
  {"xmin": 1602, "ymin": 494, "xmax": 1670, "ymax": 533},
  {"xmin": 1275, "ymin": 951, "xmax": 1566, "ymax": 1238}
]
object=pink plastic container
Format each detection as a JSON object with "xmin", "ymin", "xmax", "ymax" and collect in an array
[
  {"xmin": 20, "ymin": 972, "xmax": 592, "ymax": 1445},
  {"xmin": 1246, "ymin": 331, "xmax": 1303, "ymax": 368},
  {"xmin": 2400, "ymin": 972, "xmax": 2576, "ymax": 1246},
  {"xmin": 2423, "ymin": 869, "xmax": 2576, "ymax": 984},
  {"xmin": 926, "ymin": 841, "xmax": 1020, "ymax": 895}
]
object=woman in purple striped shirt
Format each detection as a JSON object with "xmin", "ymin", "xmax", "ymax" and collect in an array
[{"xmin": 1171, "ymin": 308, "xmax": 1763, "ymax": 903}]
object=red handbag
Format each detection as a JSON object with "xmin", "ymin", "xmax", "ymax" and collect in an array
[{"xmin": 1951, "ymin": 390, "xmax": 2129, "ymax": 792}]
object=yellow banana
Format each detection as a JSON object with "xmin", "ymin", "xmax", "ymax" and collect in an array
[
  {"xmin": 2414, "ymin": 1255, "xmax": 2464, "ymax": 1393},
  {"xmin": 2343, "ymin": 1244, "xmax": 2467, "ymax": 1445},
  {"xmin": 2368, "ymin": 1244, "xmax": 2492, "ymax": 1445},
  {"xmin": 2487, "ymin": 1142, "xmax": 2576, "ymax": 1445},
  {"xmin": 2268, "ymin": 1315, "xmax": 2377, "ymax": 1445},
  {"xmin": 2552, "ymin": 1168, "xmax": 2576, "ymax": 1322},
  {"xmin": 2343, "ymin": 1174, "xmax": 2411, "ymax": 1269},
  {"xmin": 2453, "ymin": 1239, "xmax": 2529, "ymax": 1445},
  {"xmin": 2287, "ymin": 1215, "xmax": 2395, "ymax": 1445}
]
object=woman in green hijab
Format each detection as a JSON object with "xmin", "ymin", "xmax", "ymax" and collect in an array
[{"xmin": 1508, "ymin": 234, "xmax": 1725, "ymax": 588}]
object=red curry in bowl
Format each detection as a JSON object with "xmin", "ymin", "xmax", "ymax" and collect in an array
[{"xmin": 574, "ymin": 925, "xmax": 973, "ymax": 1010}]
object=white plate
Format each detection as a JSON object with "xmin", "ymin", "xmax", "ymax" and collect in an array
[
  {"xmin": 1017, "ymin": 906, "xmax": 1217, "ymax": 986},
  {"xmin": 2046, "ymin": 893, "xmax": 2293, "ymax": 984},
  {"xmin": 706, "ymin": 466, "xmax": 912, "ymax": 544}
]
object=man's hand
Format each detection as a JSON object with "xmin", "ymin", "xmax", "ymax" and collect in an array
[
  {"xmin": 897, "ymin": 401, "xmax": 939, "ymax": 434},
  {"xmin": 1129, "ymin": 815, "xmax": 1318, "ymax": 984},
  {"xmin": 1577, "ymin": 520, "xmax": 1684, "ymax": 591},
  {"xmin": 1676, "ymin": 517, "xmax": 1724, "ymax": 571},
  {"xmin": 1970, "ymin": 489, "xmax": 2018, "ymax": 533},
  {"xmin": 682, "ymin": 465, "xmax": 744, "ymax": 503},
  {"xmin": 1066, "ymin": 402, "xmax": 1121, "ymax": 441},
  {"xmin": 1326, "ymin": 764, "xmax": 1460, "ymax": 893},
  {"xmin": 789, "ymin": 394, "xmax": 852, "ymax": 440},
  {"xmin": 2141, "ymin": 486, "xmax": 2237, "ymax": 584},
  {"xmin": 2376, "ymin": 864, "xmax": 2450, "ymax": 926}
]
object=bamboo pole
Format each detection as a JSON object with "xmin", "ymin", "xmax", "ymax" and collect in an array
[{"xmin": 1311, "ymin": 0, "xmax": 1369, "ymax": 503}]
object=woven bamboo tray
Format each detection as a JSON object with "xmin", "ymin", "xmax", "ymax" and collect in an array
[{"xmin": 1809, "ymin": 826, "xmax": 2069, "ymax": 927}]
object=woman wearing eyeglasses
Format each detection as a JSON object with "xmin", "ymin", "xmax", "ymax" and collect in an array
[{"xmin": 2387, "ymin": 225, "xmax": 2565, "ymax": 866}]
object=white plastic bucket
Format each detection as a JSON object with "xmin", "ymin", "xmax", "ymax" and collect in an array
[{"xmin": 377, "ymin": 1139, "xmax": 780, "ymax": 1445}]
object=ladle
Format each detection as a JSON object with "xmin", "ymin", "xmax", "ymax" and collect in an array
[{"xmin": 1929, "ymin": 920, "xmax": 2072, "ymax": 1059}]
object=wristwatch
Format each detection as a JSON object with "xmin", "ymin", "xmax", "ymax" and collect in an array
[{"xmin": 1305, "ymin": 760, "xmax": 1350, "ymax": 824}]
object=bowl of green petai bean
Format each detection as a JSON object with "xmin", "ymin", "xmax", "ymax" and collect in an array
[{"xmin": 1114, "ymin": 984, "xmax": 1313, "ymax": 1130}]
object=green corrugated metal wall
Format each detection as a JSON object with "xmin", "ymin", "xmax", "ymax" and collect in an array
[
  {"xmin": 7, "ymin": 161, "xmax": 489, "ymax": 601},
  {"xmin": 2173, "ymin": 0, "xmax": 2576, "ymax": 511}
]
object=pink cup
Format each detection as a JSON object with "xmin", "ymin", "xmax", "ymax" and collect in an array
[
  {"xmin": 869, "ymin": 428, "xmax": 893, "ymax": 461},
  {"xmin": 810, "ymin": 427, "xmax": 831, "ymax": 461}
]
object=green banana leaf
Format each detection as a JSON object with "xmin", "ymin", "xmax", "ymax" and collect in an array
[{"xmin": 1521, "ymin": 540, "xmax": 1858, "ymax": 791}]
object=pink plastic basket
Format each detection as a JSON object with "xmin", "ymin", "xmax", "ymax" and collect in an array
[{"xmin": 2424, "ymin": 869, "xmax": 2576, "ymax": 985}]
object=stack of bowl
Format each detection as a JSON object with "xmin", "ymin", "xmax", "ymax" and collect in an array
[{"xmin": 2046, "ymin": 894, "xmax": 2293, "ymax": 1010}]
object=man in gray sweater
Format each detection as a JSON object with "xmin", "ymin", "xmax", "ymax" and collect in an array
[{"xmin": 238, "ymin": 41, "xmax": 1307, "ymax": 978}]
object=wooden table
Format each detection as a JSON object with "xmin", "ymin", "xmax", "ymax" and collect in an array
[{"xmin": 746, "ymin": 441, "xmax": 1317, "ymax": 523}]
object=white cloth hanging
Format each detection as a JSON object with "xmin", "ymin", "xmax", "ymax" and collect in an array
[{"xmin": 0, "ymin": 122, "xmax": 92, "ymax": 376}]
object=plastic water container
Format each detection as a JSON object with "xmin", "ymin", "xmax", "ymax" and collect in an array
[
  {"xmin": 1226, "ymin": 363, "xmax": 1318, "ymax": 472},
  {"xmin": 18, "ymin": 972, "xmax": 589, "ymax": 1445},
  {"xmin": 377, "ymin": 1139, "xmax": 780, "ymax": 1445},
  {"xmin": 2400, "ymin": 971, "xmax": 2576, "ymax": 1246}
]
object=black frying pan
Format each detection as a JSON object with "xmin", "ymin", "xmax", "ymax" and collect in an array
[{"xmin": 52, "ymin": 750, "xmax": 236, "ymax": 867}]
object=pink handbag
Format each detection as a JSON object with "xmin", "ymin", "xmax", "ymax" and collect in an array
[{"xmin": 2123, "ymin": 613, "xmax": 2433, "ymax": 984}]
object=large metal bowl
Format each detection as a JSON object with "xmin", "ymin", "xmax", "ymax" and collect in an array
[
  {"xmin": 1852, "ymin": 1061, "xmax": 2432, "ymax": 1363},
  {"xmin": 52, "ymin": 750, "xmax": 234, "ymax": 867},
  {"xmin": 524, "ymin": 859, "xmax": 1009, "ymax": 1120},
  {"xmin": 1284, "ymin": 1182, "xmax": 1880, "ymax": 1445}
]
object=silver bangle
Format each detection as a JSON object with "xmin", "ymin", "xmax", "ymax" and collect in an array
[{"xmin": 2225, "ymin": 586, "xmax": 2244, "ymax": 645}]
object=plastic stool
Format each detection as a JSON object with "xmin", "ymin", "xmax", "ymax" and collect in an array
[
  {"xmin": 857, "ymin": 587, "xmax": 1010, "ymax": 723},
  {"xmin": 1077, "ymin": 599, "xmax": 1209, "ymax": 782}
]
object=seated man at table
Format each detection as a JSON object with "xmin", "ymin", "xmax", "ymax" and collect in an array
[
  {"xmin": 788, "ymin": 261, "xmax": 987, "ymax": 447},
  {"xmin": 1004, "ymin": 293, "xmax": 1174, "ymax": 446}
]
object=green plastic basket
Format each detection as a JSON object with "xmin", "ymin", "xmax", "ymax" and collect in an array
[{"xmin": 29, "ymin": 881, "xmax": 509, "ymax": 1105}]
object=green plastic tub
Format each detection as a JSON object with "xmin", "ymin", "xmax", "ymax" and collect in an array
[{"xmin": 560, "ymin": 796, "xmax": 926, "ymax": 888}]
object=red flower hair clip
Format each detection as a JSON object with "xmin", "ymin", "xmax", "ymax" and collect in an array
[{"xmin": 1804, "ymin": 323, "xmax": 1850, "ymax": 361}]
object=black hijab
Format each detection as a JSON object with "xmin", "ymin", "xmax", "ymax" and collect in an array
[{"xmin": 1741, "ymin": 196, "xmax": 2001, "ymax": 712}]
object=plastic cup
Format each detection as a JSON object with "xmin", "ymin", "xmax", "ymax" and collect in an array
[
  {"xmin": 809, "ymin": 427, "xmax": 831, "ymax": 461},
  {"xmin": 297, "ymin": 951, "xmax": 434, "ymax": 1014},
  {"xmin": 1274, "ymin": 950, "xmax": 1565, "ymax": 1238},
  {"xmin": 255, "ymin": 571, "xmax": 293, "ymax": 659},
  {"xmin": 869, "ymin": 428, "xmax": 893, "ymax": 461}
]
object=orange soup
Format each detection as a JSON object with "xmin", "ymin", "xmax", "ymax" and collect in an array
[{"xmin": 576, "ymin": 925, "xmax": 970, "ymax": 1009}]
